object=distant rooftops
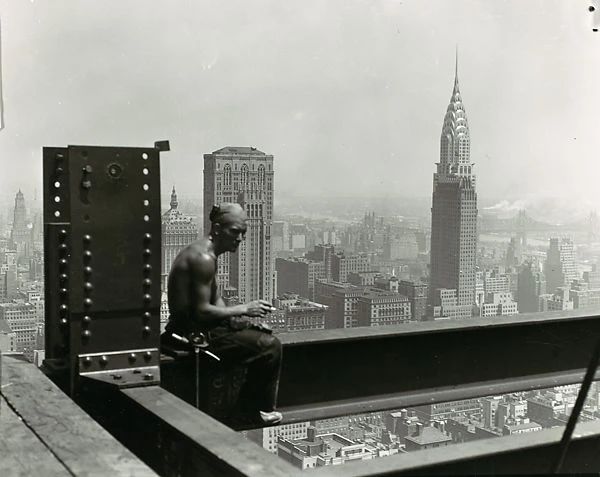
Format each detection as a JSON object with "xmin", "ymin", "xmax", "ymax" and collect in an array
[{"xmin": 212, "ymin": 146, "xmax": 266, "ymax": 155}]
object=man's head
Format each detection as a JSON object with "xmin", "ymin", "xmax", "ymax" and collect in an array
[{"xmin": 209, "ymin": 203, "xmax": 247, "ymax": 253}]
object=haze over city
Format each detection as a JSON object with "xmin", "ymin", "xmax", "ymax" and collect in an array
[{"xmin": 0, "ymin": 0, "xmax": 599, "ymax": 220}]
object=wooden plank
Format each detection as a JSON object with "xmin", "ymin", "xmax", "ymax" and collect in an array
[
  {"xmin": 1, "ymin": 356, "xmax": 157, "ymax": 477},
  {"xmin": 0, "ymin": 395, "xmax": 69, "ymax": 477},
  {"xmin": 122, "ymin": 386, "xmax": 301, "ymax": 477}
]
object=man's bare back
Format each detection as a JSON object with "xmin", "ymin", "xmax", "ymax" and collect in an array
[{"xmin": 167, "ymin": 238, "xmax": 218, "ymax": 319}]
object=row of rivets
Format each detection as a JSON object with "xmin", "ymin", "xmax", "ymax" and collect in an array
[
  {"xmin": 58, "ymin": 229, "xmax": 69, "ymax": 329},
  {"xmin": 142, "ymin": 233, "xmax": 152, "ymax": 336},
  {"xmin": 54, "ymin": 153, "xmax": 64, "ymax": 218},
  {"xmin": 82, "ymin": 233, "xmax": 93, "ymax": 340},
  {"xmin": 81, "ymin": 351, "xmax": 154, "ymax": 369}
]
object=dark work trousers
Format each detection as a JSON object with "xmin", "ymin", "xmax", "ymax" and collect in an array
[{"xmin": 206, "ymin": 325, "xmax": 282, "ymax": 413}]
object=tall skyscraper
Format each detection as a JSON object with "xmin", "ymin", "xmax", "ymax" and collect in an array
[
  {"xmin": 203, "ymin": 146, "xmax": 274, "ymax": 302},
  {"xmin": 161, "ymin": 186, "xmax": 199, "ymax": 288},
  {"xmin": 10, "ymin": 190, "xmax": 31, "ymax": 257},
  {"xmin": 544, "ymin": 237, "xmax": 578, "ymax": 294},
  {"xmin": 429, "ymin": 57, "xmax": 477, "ymax": 319}
]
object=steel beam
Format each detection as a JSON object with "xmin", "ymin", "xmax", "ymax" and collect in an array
[
  {"xmin": 116, "ymin": 386, "xmax": 301, "ymax": 477},
  {"xmin": 277, "ymin": 309, "xmax": 600, "ymax": 416}
]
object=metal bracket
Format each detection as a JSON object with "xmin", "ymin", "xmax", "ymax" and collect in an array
[{"xmin": 79, "ymin": 348, "xmax": 160, "ymax": 388}]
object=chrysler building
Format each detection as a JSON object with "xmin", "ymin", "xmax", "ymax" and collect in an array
[{"xmin": 429, "ymin": 57, "xmax": 478, "ymax": 319}]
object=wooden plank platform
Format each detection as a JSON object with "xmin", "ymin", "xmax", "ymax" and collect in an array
[
  {"xmin": 1, "ymin": 354, "xmax": 157, "ymax": 477},
  {"xmin": 0, "ymin": 394, "xmax": 69, "ymax": 476}
]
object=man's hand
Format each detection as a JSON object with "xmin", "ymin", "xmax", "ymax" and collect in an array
[{"xmin": 244, "ymin": 299, "xmax": 275, "ymax": 318}]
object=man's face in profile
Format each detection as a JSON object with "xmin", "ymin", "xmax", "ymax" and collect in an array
[{"xmin": 219, "ymin": 214, "xmax": 247, "ymax": 252}]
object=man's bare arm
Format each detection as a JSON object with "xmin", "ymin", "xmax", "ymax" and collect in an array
[
  {"xmin": 190, "ymin": 253, "xmax": 272, "ymax": 327},
  {"xmin": 189, "ymin": 253, "xmax": 247, "ymax": 326}
]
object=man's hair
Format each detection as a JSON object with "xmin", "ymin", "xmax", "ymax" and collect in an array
[{"xmin": 209, "ymin": 203, "xmax": 245, "ymax": 225}]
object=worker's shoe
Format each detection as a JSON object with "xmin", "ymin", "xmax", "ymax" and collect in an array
[{"xmin": 259, "ymin": 410, "xmax": 283, "ymax": 425}]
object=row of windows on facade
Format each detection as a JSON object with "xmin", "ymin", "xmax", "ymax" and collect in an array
[{"xmin": 220, "ymin": 164, "xmax": 268, "ymax": 187}]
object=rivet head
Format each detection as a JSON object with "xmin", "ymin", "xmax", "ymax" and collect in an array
[
  {"xmin": 84, "ymin": 282, "xmax": 93, "ymax": 291},
  {"xmin": 59, "ymin": 304, "xmax": 68, "ymax": 314},
  {"xmin": 83, "ymin": 298, "xmax": 93, "ymax": 308},
  {"xmin": 83, "ymin": 315, "xmax": 91, "ymax": 323},
  {"xmin": 56, "ymin": 166, "xmax": 64, "ymax": 175},
  {"xmin": 129, "ymin": 353, "xmax": 137, "ymax": 362},
  {"xmin": 59, "ymin": 229, "xmax": 67, "ymax": 238},
  {"xmin": 84, "ymin": 266, "xmax": 93, "ymax": 275},
  {"xmin": 144, "ymin": 233, "xmax": 152, "ymax": 242},
  {"xmin": 143, "ymin": 326, "xmax": 151, "ymax": 334},
  {"xmin": 59, "ymin": 273, "xmax": 68, "ymax": 282},
  {"xmin": 112, "ymin": 374, "xmax": 122, "ymax": 380},
  {"xmin": 143, "ymin": 278, "xmax": 152, "ymax": 287},
  {"xmin": 58, "ymin": 243, "xmax": 68, "ymax": 252},
  {"xmin": 60, "ymin": 318, "xmax": 68, "ymax": 325},
  {"xmin": 143, "ymin": 264, "xmax": 152, "ymax": 273},
  {"xmin": 100, "ymin": 355, "xmax": 108, "ymax": 364},
  {"xmin": 132, "ymin": 369, "xmax": 141, "ymax": 374},
  {"xmin": 143, "ymin": 373, "xmax": 154, "ymax": 381},
  {"xmin": 143, "ymin": 312, "xmax": 151, "ymax": 320},
  {"xmin": 144, "ymin": 351, "xmax": 152, "ymax": 361},
  {"xmin": 143, "ymin": 294, "xmax": 152, "ymax": 303},
  {"xmin": 59, "ymin": 258, "xmax": 68, "ymax": 268},
  {"xmin": 59, "ymin": 288, "xmax": 68, "ymax": 295},
  {"xmin": 143, "ymin": 248, "xmax": 152, "ymax": 257},
  {"xmin": 83, "ymin": 250, "xmax": 93, "ymax": 260},
  {"xmin": 82, "ymin": 330, "xmax": 91, "ymax": 339},
  {"xmin": 83, "ymin": 234, "xmax": 92, "ymax": 244},
  {"xmin": 83, "ymin": 356, "xmax": 92, "ymax": 366}
]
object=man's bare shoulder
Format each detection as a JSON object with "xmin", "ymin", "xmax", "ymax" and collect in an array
[{"xmin": 171, "ymin": 239, "xmax": 216, "ymax": 275}]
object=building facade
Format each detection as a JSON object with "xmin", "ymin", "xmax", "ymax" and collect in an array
[
  {"xmin": 518, "ymin": 261, "xmax": 547, "ymax": 313},
  {"xmin": 314, "ymin": 281, "xmax": 364, "ymax": 329},
  {"xmin": 10, "ymin": 190, "xmax": 32, "ymax": 258},
  {"xmin": 273, "ymin": 294, "xmax": 328, "ymax": 332},
  {"xmin": 203, "ymin": 147, "xmax": 274, "ymax": 302},
  {"xmin": 0, "ymin": 301, "xmax": 37, "ymax": 352},
  {"xmin": 356, "ymin": 289, "xmax": 411, "ymax": 327},
  {"xmin": 161, "ymin": 187, "xmax": 199, "ymax": 288},
  {"xmin": 275, "ymin": 257, "xmax": 325, "ymax": 300},
  {"xmin": 429, "ymin": 60, "xmax": 477, "ymax": 319},
  {"xmin": 544, "ymin": 238, "xmax": 578, "ymax": 294},
  {"xmin": 398, "ymin": 280, "xmax": 428, "ymax": 322}
]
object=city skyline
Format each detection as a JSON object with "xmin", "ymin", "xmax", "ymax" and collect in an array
[{"xmin": 0, "ymin": 1, "xmax": 598, "ymax": 211}]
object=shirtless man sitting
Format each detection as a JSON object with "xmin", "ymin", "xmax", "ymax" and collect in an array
[{"xmin": 164, "ymin": 202, "xmax": 283, "ymax": 425}]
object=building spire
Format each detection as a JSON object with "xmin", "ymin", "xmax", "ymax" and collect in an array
[
  {"xmin": 170, "ymin": 186, "xmax": 178, "ymax": 210},
  {"xmin": 454, "ymin": 45, "xmax": 459, "ymax": 91},
  {"xmin": 455, "ymin": 45, "xmax": 458, "ymax": 76}
]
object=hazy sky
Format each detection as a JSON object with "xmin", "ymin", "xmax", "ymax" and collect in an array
[{"xmin": 0, "ymin": 0, "xmax": 598, "ymax": 211}]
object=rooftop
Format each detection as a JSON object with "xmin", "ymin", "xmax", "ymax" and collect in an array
[
  {"xmin": 212, "ymin": 146, "xmax": 267, "ymax": 155},
  {"xmin": 404, "ymin": 426, "xmax": 453, "ymax": 445}
]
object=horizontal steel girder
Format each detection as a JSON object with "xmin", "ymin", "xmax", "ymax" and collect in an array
[{"xmin": 276, "ymin": 309, "xmax": 600, "ymax": 418}]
